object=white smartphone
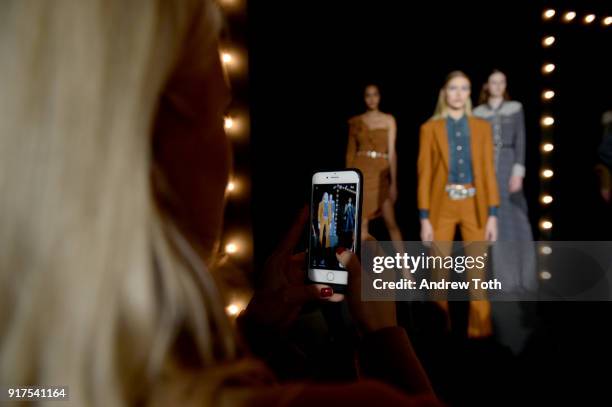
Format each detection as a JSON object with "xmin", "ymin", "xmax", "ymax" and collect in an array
[{"xmin": 308, "ymin": 170, "xmax": 362, "ymax": 290}]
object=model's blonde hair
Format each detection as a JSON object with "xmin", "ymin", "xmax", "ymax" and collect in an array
[
  {"xmin": 0, "ymin": 0, "xmax": 239, "ymax": 405},
  {"xmin": 431, "ymin": 70, "xmax": 473, "ymax": 120}
]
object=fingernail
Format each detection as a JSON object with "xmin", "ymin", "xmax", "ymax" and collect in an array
[
  {"xmin": 320, "ymin": 287, "xmax": 333, "ymax": 298},
  {"xmin": 335, "ymin": 247, "xmax": 346, "ymax": 255}
]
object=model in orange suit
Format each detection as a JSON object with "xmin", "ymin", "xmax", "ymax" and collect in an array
[
  {"xmin": 417, "ymin": 71, "xmax": 500, "ymax": 338},
  {"xmin": 318, "ymin": 192, "xmax": 333, "ymax": 248}
]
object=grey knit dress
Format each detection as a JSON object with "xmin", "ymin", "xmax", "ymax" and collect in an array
[{"xmin": 473, "ymin": 101, "xmax": 537, "ymax": 293}]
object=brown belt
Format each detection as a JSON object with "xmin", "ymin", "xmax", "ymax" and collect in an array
[{"xmin": 357, "ymin": 150, "xmax": 388, "ymax": 159}]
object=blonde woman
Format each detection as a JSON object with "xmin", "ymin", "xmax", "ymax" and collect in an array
[
  {"xmin": 0, "ymin": 1, "xmax": 439, "ymax": 406},
  {"xmin": 417, "ymin": 71, "xmax": 500, "ymax": 338}
]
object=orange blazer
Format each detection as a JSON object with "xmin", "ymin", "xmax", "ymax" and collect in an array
[{"xmin": 417, "ymin": 116, "xmax": 500, "ymax": 229}]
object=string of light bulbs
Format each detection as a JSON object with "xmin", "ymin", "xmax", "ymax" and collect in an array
[
  {"xmin": 537, "ymin": 7, "xmax": 611, "ymax": 280},
  {"xmin": 217, "ymin": 0, "xmax": 251, "ymax": 318}
]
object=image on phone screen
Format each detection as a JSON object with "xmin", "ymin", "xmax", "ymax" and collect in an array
[{"xmin": 309, "ymin": 182, "xmax": 359, "ymax": 272}]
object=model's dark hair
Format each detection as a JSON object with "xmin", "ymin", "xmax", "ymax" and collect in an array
[
  {"xmin": 364, "ymin": 83, "xmax": 381, "ymax": 94},
  {"xmin": 478, "ymin": 69, "xmax": 511, "ymax": 105}
]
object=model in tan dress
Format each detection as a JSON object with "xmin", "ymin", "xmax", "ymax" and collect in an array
[
  {"xmin": 347, "ymin": 118, "xmax": 390, "ymax": 218},
  {"xmin": 346, "ymin": 84, "xmax": 403, "ymax": 246}
]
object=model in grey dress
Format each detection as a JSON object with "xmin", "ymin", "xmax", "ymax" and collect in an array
[{"xmin": 473, "ymin": 100, "xmax": 537, "ymax": 293}]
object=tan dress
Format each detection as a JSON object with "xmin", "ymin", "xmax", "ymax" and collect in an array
[{"xmin": 346, "ymin": 117, "xmax": 390, "ymax": 220}]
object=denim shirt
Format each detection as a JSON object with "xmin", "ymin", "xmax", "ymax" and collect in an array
[
  {"xmin": 419, "ymin": 115, "xmax": 498, "ymax": 219},
  {"xmin": 446, "ymin": 114, "xmax": 474, "ymax": 184}
]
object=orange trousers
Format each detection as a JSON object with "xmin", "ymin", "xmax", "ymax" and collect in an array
[
  {"xmin": 319, "ymin": 219, "xmax": 331, "ymax": 248},
  {"xmin": 430, "ymin": 193, "xmax": 488, "ymax": 300}
]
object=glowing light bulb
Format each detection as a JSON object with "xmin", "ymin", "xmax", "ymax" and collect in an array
[
  {"xmin": 541, "ymin": 195, "xmax": 553, "ymax": 204},
  {"xmin": 542, "ymin": 143, "xmax": 554, "ymax": 152},
  {"xmin": 542, "ymin": 169, "xmax": 554, "ymax": 178},
  {"xmin": 543, "ymin": 9, "xmax": 556, "ymax": 20},
  {"xmin": 542, "ymin": 36, "xmax": 555, "ymax": 47},
  {"xmin": 543, "ymin": 63, "xmax": 556, "ymax": 74},
  {"xmin": 221, "ymin": 52, "xmax": 233, "ymax": 64},
  {"xmin": 542, "ymin": 90, "xmax": 555, "ymax": 100},
  {"xmin": 225, "ymin": 242, "xmax": 238, "ymax": 254},
  {"xmin": 226, "ymin": 304, "xmax": 240, "ymax": 316},
  {"xmin": 540, "ymin": 245, "xmax": 553, "ymax": 255},
  {"xmin": 540, "ymin": 220, "xmax": 553, "ymax": 230},
  {"xmin": 604, "ymin": 17, "xmax": 612, "ymax": 26},
  {"xmin": 563, "ymin": 11, "xmax": 576, "ymax": 22},
  {"xmin": 584, "ymin": 14, "xmax": 596, "ymax": 24},
  {"xmin": 540, "ymin": 270, "xmax": 552, "ymax": 280},
  {"xmin": 224, "ymin": 116, "xmax": 234, "ymax": 129},
  {"xmin": 541, "ymin": 116, "xmax": 555, "ymax": 126},
  {"xmin": 226, "ymin": 181, "xmax": 236, "ymax": 192},
  {"xmin": 218, "ymin": 0, "xmax": 243, "ymax": 11}
]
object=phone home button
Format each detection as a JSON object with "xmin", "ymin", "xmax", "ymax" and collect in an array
[{"xmin": 326, "ymin": 272, "xmax": 335, "ymax": 281}]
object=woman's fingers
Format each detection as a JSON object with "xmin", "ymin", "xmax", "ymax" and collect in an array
[
  {"xmin": 336, "ymin": 246, "xmax": 397, "ymax": 333},
  {"xmin": 262, "ymin": 208, "xmax": 308, "ymax": 288},
  {"xmin": 286, "ymin": 252, "xmax": 306, "ymax": 283},
  {"xmin": 336, "ymin": 250, "xmax": 361, "ymax": 287},
  {"xmin": 325, "ymin": 292, "xmax": 345, "ymax": 302},
  {"xmin": 421, "ymin": 230, "xmax": 433, "ymax": 246},
  {"xmin": 486, "ymin": 217, "xmax": 498, "ymax": 242},
  {"xmin": 420, "ymin": 220, "xmax": 434, "ymax": 245},
  {"xmin": 275, "ymin": 206, "xmax": 309, "ymax": 255},
  {"xmin": 486, "ymin": 226, "xmax": 497, "ymax": 242},
  {"xmin": 287, "ymin": 251, "xmax": 344, "ymax": 300},
  {"xmin": 290, "ymin": 252, "xmax": 306, "ymax": 262},
  {"xmin": 282, "ymin": 283, "xmax": 333, "ymax": 305}
]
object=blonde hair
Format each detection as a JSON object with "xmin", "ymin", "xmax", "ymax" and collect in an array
[
  {"xmin": 0, "ymin": 0, "xmax": 238, "ymax": 405},
  {"xmin": 431, "ymin": 70, "xmax": 473, "ymax": 120}
]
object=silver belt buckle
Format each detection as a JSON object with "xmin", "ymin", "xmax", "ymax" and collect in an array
[
  {"xmin": 448, "ymin": 188, "xmax": 465, "ymax": 200},
  {"xmin": 446, "ymin": 185, "xmax": 474, "ymax": 200}
]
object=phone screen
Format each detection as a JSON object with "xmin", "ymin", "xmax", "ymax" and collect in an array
[{"xmin": 309, "ymin": 182, "xmax": 359, "ymax": 272}]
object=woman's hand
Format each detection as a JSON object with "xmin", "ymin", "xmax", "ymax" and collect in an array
[
  {"xmin": 420, "ymin": 218, "xmax": 434, "ymax": 243},
  {"xmin": 485, "ymin": 216, "xmax": 498, "ymax": 242},
  {"xmin": 242, "ymin": 207, "xmax": 342, "ymax": 331},
  {"xmin": 336, "ymin": 248, "xmax": 397, "ymax": 333},
  {"xmin": 508, "ymin": 175, "xmax": 523, "ymax": 193}
]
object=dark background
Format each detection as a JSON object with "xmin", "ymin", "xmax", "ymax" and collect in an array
[
  {"xmin": 248, "ymin": 0, "xmax": 612, "ymax": 264},
  {"xmin": 245, "ymin": 1, "xmax": 612, "ymax": 404}
]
